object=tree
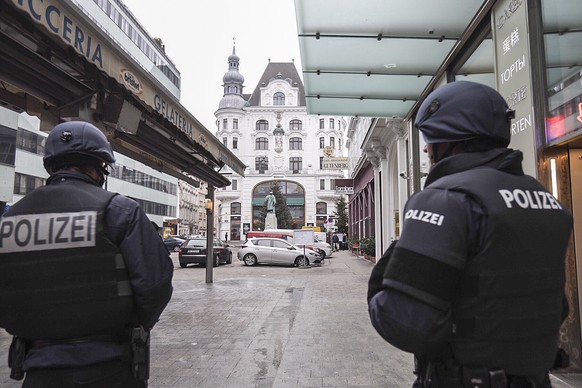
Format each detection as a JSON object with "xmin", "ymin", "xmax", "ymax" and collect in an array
[
  {"xmin": 333, "ymin": 196, "xmax": 348, "ymax": 234},
  {"xmin": 257, "ymin": 182, "xmax": 293, "ymax": 229}
]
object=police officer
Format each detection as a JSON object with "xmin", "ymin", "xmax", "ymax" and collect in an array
[
  {"xmin": 0, "ymin": 121, "xmax": 174, "ymax": 387},
  {"xmin": 367, "ymin": 81, "xmax": 572, "ymax": 387}
]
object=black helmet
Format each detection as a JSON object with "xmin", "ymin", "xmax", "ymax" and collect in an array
[
  {"xmin": 43, "ymin": 121, "xmax": 115, "ymax": 174},
  {"xmin": 414, "ymin": 81, "xmax": 514, "ymax": 146}
]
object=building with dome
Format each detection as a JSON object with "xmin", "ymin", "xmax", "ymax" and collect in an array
[{"xmin": 214, "ymin": 47, "xmax": 346, "ymax": 241}]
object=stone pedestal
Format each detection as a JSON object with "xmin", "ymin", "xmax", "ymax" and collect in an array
[{"xmin": 265, "ymin": 212, "xmax": 278, "ymax": 230}]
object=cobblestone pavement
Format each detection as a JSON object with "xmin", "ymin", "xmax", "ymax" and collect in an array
[{"xmin": 0, "ymin": 247, "xmax": 581, "ymax": 387}]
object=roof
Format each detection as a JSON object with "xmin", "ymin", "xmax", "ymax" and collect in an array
[
  {"xmin": 247, "ymin": 62, "xmax": 306, "ymax": 107},
  {"xmin": 293, "ymin": 0, "xmax": 490, "ymax": 119}
]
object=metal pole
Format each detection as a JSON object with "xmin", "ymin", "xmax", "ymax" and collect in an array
[{"xmin": 205, "ymin": 185, "xmax": 215, "ymax": 283}]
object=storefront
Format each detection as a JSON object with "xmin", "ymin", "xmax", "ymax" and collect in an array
[{"xmin": 295, "ymin": 0, "xmax": 582, "ymax": 370}]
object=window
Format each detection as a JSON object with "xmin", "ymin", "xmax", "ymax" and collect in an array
[
  {"xmin": 233, "ymin": 137, "xmax": 238, "ymax": 149},
  {"xmin": 320, "ymin": 156, "xmax": 324, "ymax": 169},
  {"xmin": 316, "ymin": 202, "xmax": 327, "ymax": 214},
  {"xmin": 330, "ymin": 137, "xmax": 335, "ymax": 148},
  {"xmin": 290, "ymin": 119, "xmax": 302, "ymax": 131},
  {"xmin": 289, "ymin": 157, "xmax": 302, "ymax": 173},
  {"xmin": 319, "ymin": 137, "xmax": 324, "ymax": 148},
  {"xmin": 256, "ymin": 120, "xmax": 269, "ymax": 131},
  {"xmin": 319, "ymin": 119, "xmax": 325, "ymax": 129},
  {"xmin": 16, "ymin": 128, "xmax": 42, "ymax": 156},
  {"xmin": 330, "ymin": 179, "xmax": 336, "ymax": 190},
  {"xmin": 273, "ymin": 92, "xmax": 285, "ymax": 106},
  {"xmin": 231, "ymin": 202, "xmax": 241, "ymax": 215},
  {"xmin": 255, "ymin": 157, "xmax": 268, "ymax": 173},
  {"xmin": 14, "ymin": 173, "xmax": 44, "ymax": 195},
  {"xmin": 233, "ymin": 119, "xmax": 238, "ymax": 130},
  {"xmin": 330, "ymin": 119, "xmax": 335, "ymax": 129},
  {"xmin": 289, "ymin": 137, "xmax": 302, "ymax": 150},
  {"xmin": 255, "ymin": 138, "xmax": 268, "ymax": 150},
  {"xmin": 320, "ymin": 179, "xmax": 325, "ymax": 190},
  {"xmin": 223, "ymin": 137, "xmax": 227, "ymax": 146},
  {"xmin": 223, "ymin": 119, "xmax": 228, "ymax": 130},
  {"xmin": 339, "ymin": 138, "xmax": 343, "ymax": 149},
  {"xmin": 231, "ymin": 179, "xmax": 238, "ymax": 191}
]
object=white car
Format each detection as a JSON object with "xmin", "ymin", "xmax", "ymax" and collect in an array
[
  {"xmin": 263, "ymin": 229, "xmax": 333, "ymax": 259},
  {"xmin": 238, "ymin": 237, "xmax": 322, "ymax": 267}
]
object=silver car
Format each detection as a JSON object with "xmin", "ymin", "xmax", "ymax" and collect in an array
[{"xmin": 238, "ymin": 237, "xmax": 321, "ymax": 267}]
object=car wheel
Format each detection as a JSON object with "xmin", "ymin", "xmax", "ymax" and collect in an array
[
  {"xmin": 173, "ymin": 245, "xmax": 180, "ymax": 252},
  {"xmin": 179, "ymin": 262, "xmax": 187, "ymax": 268},
  {"xmin": 243, "ymin": 254, "xmax": 257, "ymax": 266},
  {"xmin": 320, "ymin": 251, "xmax": 326, "ymax": 260},
  {"xmin": 213, "ymin": 255, "xmax": 219, "ymax": 267},
  {"xmin": 295, "ymin": 256, "xmax": 309, "ymax": 267},
  {"xmin": 227, "ymin": 252, "xmax": 232, "ymax": 264}
]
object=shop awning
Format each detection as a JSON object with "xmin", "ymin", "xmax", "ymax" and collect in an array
[{"xmin": 293, "ymin": 0, "xmax": 490, "ymax": 120}]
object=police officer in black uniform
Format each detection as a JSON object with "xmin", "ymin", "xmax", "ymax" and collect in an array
[
  {"xmin": 367, "ymin": 81, "xmax": 572, "ymax": 387},
  {"xmin": 0, "ymin": 121, "xmax": 174, "ymax": 387}
]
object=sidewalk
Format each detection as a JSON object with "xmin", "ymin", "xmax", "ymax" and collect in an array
[{"xmin": 0, "ymin": 248, "xmax": 580, "ymax": 387}]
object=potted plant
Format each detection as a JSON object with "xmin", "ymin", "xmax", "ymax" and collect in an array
[
  {"xmin": 347, "ymin": 236, "xmax": 360, "ymax": 255},
  {"xmin": 359, "ymin": 237, "xmax": 376, "ymax": 262}
]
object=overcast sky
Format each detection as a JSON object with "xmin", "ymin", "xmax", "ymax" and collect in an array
[{"xmin": 121, "ymin": 0, "xmax": 303, "ymax": 132}]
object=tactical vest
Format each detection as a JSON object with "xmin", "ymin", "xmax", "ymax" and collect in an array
[
  {"xmin": 0, "ymin": 182, "xmax": 134, "ymax": 340},
  {"xmin": 430, "ymin": 167, "xmax": 571, "ymax": 376}
]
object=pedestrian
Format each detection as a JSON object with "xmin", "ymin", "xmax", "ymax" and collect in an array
[
  {"xmin": 0, "ymin": 121, "xmax": 174, "ymax": 387},
  {"xmin": 342, "ymin": 233, "xmax": 347, "ymax": 251},
  {"xmin": 332, "ymin": 232, "xmax": 340, "ymax": 252},
  {"xmin": 225, "ymin": 232, "xmax": 228, "ymax": 241},
  {"xmin": 367, "ymin": 81, "xmax": 572, "ymax": 387}
]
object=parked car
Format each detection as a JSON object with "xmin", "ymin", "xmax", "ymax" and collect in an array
[
  {"xmin": 178, "ymin": 238, "xmax": 232, "ymax": 268},
  {"xmin": 238, "ymin": 237, "xmax": 322, "ymax": 267},
  {"xmin": 250, "ymin": 229, "xmax": 333, "ymax": 259},
  {"xmin": 163, "ymin": 236, "xmax": 186, "ymax": 252}
]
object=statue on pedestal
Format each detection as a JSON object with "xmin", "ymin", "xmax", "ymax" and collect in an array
[{"xmin": 264, "ymin": 191, "xmax": 278, "ymax": 229}]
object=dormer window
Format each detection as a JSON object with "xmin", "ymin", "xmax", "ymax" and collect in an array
[{"xmin": 273, "ymin": 92, "xmax": 285, "ymax": 106}]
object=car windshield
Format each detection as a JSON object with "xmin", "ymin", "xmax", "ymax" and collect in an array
[{"xmin": 185, "ymin": 239, "xmax": 206, "ymax": 248}]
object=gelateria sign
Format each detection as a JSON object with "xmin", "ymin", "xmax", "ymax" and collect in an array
[
  {"xmin": 9, "ymin": 0, "xmax": 243, "ymax": 175},
  {"xmin": 493, "ymin": 0, "xmax": 536, "ymax": 177}
]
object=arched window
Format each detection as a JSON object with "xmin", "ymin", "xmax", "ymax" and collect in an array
[
  {"xmin": 290, "ymin": 119, "xmax": 302, "ymax": 131},
  {"xmin": 255, "ymin": 137, "xmax": 269, "ymax": 150},
  {"xmin": 252, "ymin": 180, "xmax": 305, "ymax": 230},
  {"xmin": 316, "ymin": 202, "xmax": 327, "ymax": 214},
  {"xmin": 256, "ymin": 120, "xmax": 269, "ymax": 131},
  {"xmin": 273, "ymin": 92, "xmax": 285, "ymax": 106},
  {"xmin": 289, "ymin": 137, "xmax": 302, "ymax": 150}
]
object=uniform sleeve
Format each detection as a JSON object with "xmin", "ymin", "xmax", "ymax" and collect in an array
[
  {"xmin": 368, "ymin": 188, "xmax": 483, "ymax": 355},
  {"xmin": 106, "ymin": 195, "xmax": 174, "ymax": 330}
]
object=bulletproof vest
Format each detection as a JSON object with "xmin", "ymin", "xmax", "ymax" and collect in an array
[
  {"xmin": 430, "ymin": 167, "xmax": 571, "ymax": 376},
  {"xmin": 0, "ymin": 182, "xmax": 135, "ymax": 340}
]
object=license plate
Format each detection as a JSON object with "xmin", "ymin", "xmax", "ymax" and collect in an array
[{"xmin": 189, "ymin": 249, "xmax": 199, "ymax": 254}]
